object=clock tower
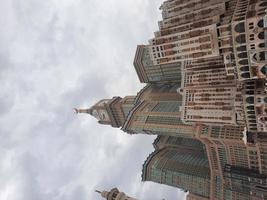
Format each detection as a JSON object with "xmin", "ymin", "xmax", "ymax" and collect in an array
[{"xmin": 75, "ymin": 96, "xmax": 135, "ymax": 128}]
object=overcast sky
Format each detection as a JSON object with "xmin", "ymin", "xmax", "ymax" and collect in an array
[{"xmin": 0, "ymin": 0, "xmax": 186, "ymax": 199}]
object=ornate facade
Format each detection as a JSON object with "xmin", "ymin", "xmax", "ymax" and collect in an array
[{"xmin": 142, "ymin": 136, "xmax": 210, "ymax": 198}]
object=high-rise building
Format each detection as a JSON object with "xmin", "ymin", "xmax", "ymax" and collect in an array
[
  {"xmin": 145, "ymin": 1, "xmax": 224, "ymax": 65},
  {"xmin": 96, "ymin": 188, "xmax": 137, "ymax": 200},
  {"xmin": 134, "ymin": 45, "xmax": 183, "ymax": 83},
  {"xmin": 199, "ymin": 135, "xmax": 267, "ymax": 200},
  {"xmin": 181, "ymin": 56, "xmax": 244, "ymax": 126},
  {"xmin": 77, "ymin": 83, "xmax": 201, "ymax": 138},
  {"xmin": 136, "ymin": 0, "xmax": 267, "ymax": 81},
  {"xmin": 224, "ymin": 165, "xmax": 267, "ymax": 199},
  {"xmin": 121, "ymin": 83, "xmax": 199, "ymax": 138},
  {"xmin": 142, "ymin": 136, "xmax": 210, "ymax": 198}
]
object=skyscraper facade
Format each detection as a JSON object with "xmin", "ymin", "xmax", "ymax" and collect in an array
[
  {"xmin": 142, "ymin": 136, "xmax": 210, "ymax": 198},
  {"xmin": 181, "ymin": 56, "xmax": 244, "ymax": 126}
]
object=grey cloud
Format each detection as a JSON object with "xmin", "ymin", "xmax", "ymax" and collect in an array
[
  {"xmin": 0, "ymin": 93, "xmax": 15, "ymax": 116},
  {"xmin": 0, "ymin": 0, "xmax": 185, "ymax": 200}
]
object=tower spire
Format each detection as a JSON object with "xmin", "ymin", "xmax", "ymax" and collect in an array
[
  {"xmin": 95, "ymin": 189, "xmax": 109, "ymax": 198},
  {"xmin": 74, "ymin": 108, "xmax": 92, "ymax": 114},
  {"xmin": 95, "ymin": 190, "xmax": 101, "ymax": 194}
]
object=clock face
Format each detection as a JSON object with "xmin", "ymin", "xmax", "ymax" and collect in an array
[
  {"xmin": 99, "ymin": 110, "xmax": 110, "ymax": 121},
  {"xmin": 92, "ymin": 110, "xmax": 100, "ymax": 120}
]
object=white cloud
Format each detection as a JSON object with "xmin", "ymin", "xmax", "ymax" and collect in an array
[{"xmin": 0, "ymin": 0, "xmax": 186, "ymax": 199}]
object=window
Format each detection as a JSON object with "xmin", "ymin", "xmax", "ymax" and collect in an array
[
  {"xmin": 239, "ymin": 59, "xmax": 248, "ymax": 65},
  {"xmin": 152, "ymin": 101, "xmax": 181, "ymax": 112},
  {"xmin": 237, "ymin": 45, "xmax": 247, "ymax": 51},
  {"xmin": 236, "ymin": 34, "xmax": 246, "ymax": 43},
  {"xmin": 235, "ymin": 22, "xmax": 245, "ymax": 33},
  {"xmin": 238, "ymin": 52, "xmax": 248, "ymax": 58},
  {"xmin": 261, "ymin": 65, "xmax": 267, "ymax": 75},
  {"xmin": 258, "ymin": 19, "xmax": 264, "ymax": 28},
  {"xmin": 258, "ymin": 32, "xmax": 264, "ymax": 40},
  {"xmin": 246, "ymin": 96, "xmax": 254, "ymax": 104},
  {"xmin": 146, "ymin": 116, "xmax": 182, "ymax": 125},
  {"xmin": 240, "ymin": 66, "xmax": 249, "ymax": 72}
]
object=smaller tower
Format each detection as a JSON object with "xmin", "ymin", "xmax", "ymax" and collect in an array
[{"xmin": 95, "ymin": 188, "xmax": 138, "ymax": 200}]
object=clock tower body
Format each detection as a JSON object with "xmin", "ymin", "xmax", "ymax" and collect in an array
[{"xmin": 76, "ymin": 96, "xmax": 135, "ymax": 128}]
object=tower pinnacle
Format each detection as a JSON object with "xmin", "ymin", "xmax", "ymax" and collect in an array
[
  {"xmin": 74, "ymin": 108, "xmax": 92, "ymax": 114},
  {"xmin": 95, "ymin": 189, "xmax": 109, "ymax": 198}
]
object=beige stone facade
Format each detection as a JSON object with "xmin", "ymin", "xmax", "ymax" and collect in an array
[
  {"xmin": 181, "ymin": 56, "xmax": 244, "ymax": 126},
  {"xmin": 242, "ymin": 79, "xmax": 267, "ymax": 132}
]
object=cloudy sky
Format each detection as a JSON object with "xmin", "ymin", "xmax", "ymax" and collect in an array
[{"xmin": 0, "ymin": 0, "xmax": 186, "ymax": 199}]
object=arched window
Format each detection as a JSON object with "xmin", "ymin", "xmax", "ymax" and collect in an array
[
  {"xmin": 258, "ymin": 19, "xmax": 264, "ymax": 28},
  {"xmin": 259, "ymin": 43, "xmax": 265, "ymax": 48},
  {"xmin": 261, "ymin": 65, "xmax": 267, "ymax": 75},
  {"xmin": 236, "ymin": 34, "xmax": 246, "ymax": 44},
  {"xmin": 235, "ymin": 22, "xmax": 245, "ymax": 33},
  {"xmin": 258, "ymin": 32, "xmax": 264, "ymax": 40},
  {"xmin": 240, "ymin": 66, "xmax": 249, "ymax": 72}
]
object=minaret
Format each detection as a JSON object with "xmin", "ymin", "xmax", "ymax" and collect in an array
[{"xmin": 95, "ymin": 188, "xmax": 138, "ymax": 200}]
